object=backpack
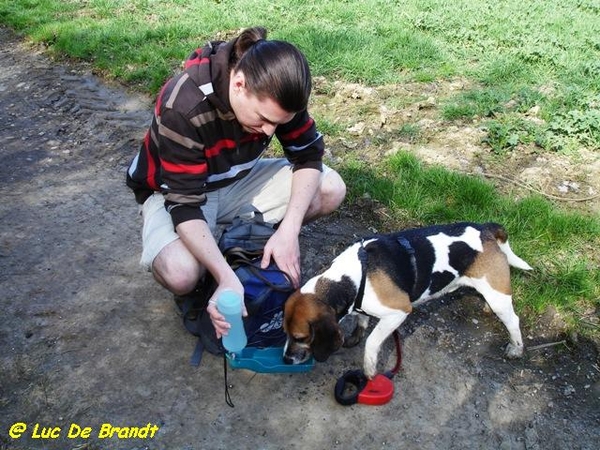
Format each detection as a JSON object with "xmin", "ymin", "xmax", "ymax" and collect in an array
[{"xmin": 177, "ymin": 211, "xmax": 295, "ymax": 366}]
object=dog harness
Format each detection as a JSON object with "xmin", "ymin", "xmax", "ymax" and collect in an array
[
  {"xmin": 352, "ymin": 236, "xmax": 417, "ymax": 314},
  {"xmin": 352, "ymin": 242, "xmax": 369, "ymax": 313}
]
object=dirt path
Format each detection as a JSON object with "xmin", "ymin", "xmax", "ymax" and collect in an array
[{"xmin": 1, "ymin": 27, "xmax": 598, "ymax": 450}]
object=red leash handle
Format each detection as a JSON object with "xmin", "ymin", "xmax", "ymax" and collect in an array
[{"xmin": 334, "ymin": 331, "xmax": 402, "ymax": 406}]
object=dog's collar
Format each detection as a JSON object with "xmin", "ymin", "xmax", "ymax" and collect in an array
[{"xmin": 352, "ymin": 241, "xmax": 369, "ymax": 314}]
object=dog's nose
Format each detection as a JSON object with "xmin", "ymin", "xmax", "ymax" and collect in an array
[{"xmin": 283, "ymin": 354, "xmax": 294, "ymax": 365}]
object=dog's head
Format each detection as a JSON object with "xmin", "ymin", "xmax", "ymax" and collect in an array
[{"xmin": 283, "ymin": 290, "xmax": 344, "ymax": 364}]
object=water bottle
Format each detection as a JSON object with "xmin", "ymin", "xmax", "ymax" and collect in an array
[{"xmin": 217, "ymin": 289, "xmax": 247, "ymax": 353}]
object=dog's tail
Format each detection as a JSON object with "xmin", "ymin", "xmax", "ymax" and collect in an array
[
  {"xmin": 488, "ymin": 223, "xmax": 533, "ymax": 271},
  {"xmin": 499, "ymin": 240, "xmax": 533, "ymax": 271}
]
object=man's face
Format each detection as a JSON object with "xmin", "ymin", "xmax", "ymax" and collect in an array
[{"xmin": 229, "ymin": 71, "xmax": 296, "ymax": 136}]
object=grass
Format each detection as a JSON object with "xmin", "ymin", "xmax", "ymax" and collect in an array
[{"xmin": 1, "ymin": 0, "xmax": 598, "ymax": 337}]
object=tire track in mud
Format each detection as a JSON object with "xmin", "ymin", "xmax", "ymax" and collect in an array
[{"xmin": 1, "ymin": 28, "xmax": 150, "ymax": 185}]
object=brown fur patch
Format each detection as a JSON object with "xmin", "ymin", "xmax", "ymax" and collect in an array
[
  {"xmin": 284, "ymin": 292, "xmax": 326, "ymax": 338},
  {"xmin": 284, "ymin": 293, "xmax": 310, "ymax": 338},
  {"xmin": 491, "ymin": 226, "xmax": 508, "ymax": 244},
  {"xmin": 465, "ymin": 240, "xmax": 511, "ymax": 294},
  {"xmin": 368, "ymin": 269, "xmax": 413, "ymax": 313},
  {"xmin": 314, "ymin": 278, "xmax": 332, "ymax": 298}
]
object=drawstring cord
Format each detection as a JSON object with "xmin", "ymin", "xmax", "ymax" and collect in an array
[{"xmin": 223, "ymin": 353, "xmax": 234, "ymax": 407}]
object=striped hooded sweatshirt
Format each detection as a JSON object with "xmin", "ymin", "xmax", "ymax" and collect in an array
[{"xmin": 126, "ymin": 38, "xmax": 324, "ymax": 228}]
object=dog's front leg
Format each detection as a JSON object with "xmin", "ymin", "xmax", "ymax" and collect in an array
[{"xmin": 363, "ymin": 313, "xmax": 408, "ymax": 378}]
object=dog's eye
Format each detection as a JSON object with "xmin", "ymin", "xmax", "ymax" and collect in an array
[{"xmin": 293, "ymin": 334, "xmax": 310, "ymax": 343}]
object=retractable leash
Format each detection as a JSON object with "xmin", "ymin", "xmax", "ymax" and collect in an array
[{"xmin": 334, "ymin": 330, "xmax": 403, "ymax": 406}]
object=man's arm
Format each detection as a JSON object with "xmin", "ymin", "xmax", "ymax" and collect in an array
[{"xmin": 176, "ymin": 219, "xmax": 245, "ymax": 338}]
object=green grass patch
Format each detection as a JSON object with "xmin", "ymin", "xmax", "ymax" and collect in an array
[
  {"xmin": 1, "ymin": 0, "xmax": 598, "ymax": 149},
  {"xmin": 443, "ymin": 87, "xmax": 510, "ymax": 119},
  {"xmin": 482, "ymin": 116, "xmax": 547, "ymax": 153},
  {"xmin": 394, "ymin": 123, "xmax": 422, "ymax": 144},
  {"xmin": 310, "ymin": 114, "xmax": 347, "ymax": 139}
]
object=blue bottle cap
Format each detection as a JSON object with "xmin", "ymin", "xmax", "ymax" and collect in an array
[{"xmin": 217, "ymin": 290, "xmax": 242, "ymax": 314}]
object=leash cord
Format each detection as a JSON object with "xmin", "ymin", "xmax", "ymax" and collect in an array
[
  {"xmin": 223, "ymin": 354, "xmax": 234, "ymax": 408},
  {"xmin": 386, "ymin": 330, "xmax": 403, "ymax": 378}
]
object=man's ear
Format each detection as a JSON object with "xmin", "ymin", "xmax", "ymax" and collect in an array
[{"xmin": 230, "ymin": 70, "xmax": 246, "ymax": 92}]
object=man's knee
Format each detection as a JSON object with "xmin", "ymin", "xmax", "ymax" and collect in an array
[
  {"xmin": 305, "ymin": 169, "xmax": 346, "ymax": 222},
  {"xmin": 151, "ymin": 242, "xmax": 202, "ymax": 295},
  {"xmin": 320, "ymin": 169, "xmax": 346, "ymax": 214}
]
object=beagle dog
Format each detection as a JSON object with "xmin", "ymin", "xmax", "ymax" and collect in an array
[{"xmin": 283, "ymin": 222, "xmax": 531, "ymax": 378}]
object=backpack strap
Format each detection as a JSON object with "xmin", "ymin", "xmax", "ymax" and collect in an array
[
  {"xmin": 223, "ymin": 354, "xmax": 235, "ymax": 407},
  {"xmin": 222, "ymin": 246, "xmax": 264, "ymax": 269},
  {"xmin": 222, "ymin": 246, "xmax": 294, "ymax": 291},
  {"xmin": 190, "ymin": 340, "xmax": 206, "ymax": 367}
]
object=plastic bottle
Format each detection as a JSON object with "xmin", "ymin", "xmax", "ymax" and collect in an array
[{"xmin": 217, "ymin": 289, "xmax": 247, "ymax": 353}]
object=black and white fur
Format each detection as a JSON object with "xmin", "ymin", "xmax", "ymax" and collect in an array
[{"xmin": 283, "ymin": 222, "xmax": 532, "ymax": 378}]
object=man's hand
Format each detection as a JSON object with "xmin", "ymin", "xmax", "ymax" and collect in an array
[
  {"xmin": 206, "ymin": 278, "xmax": 246, "ymax": 339},
  {"xmin": 259, "ymin": 166, "xmax": 321, "ymax": 288},
  {"xmin": 261, "ymin": 224, "xmax": 301, "ymax": 288}
]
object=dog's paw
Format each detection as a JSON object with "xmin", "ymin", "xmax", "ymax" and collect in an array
[{"xmin": 504, "ymin": 343, "xmax": 524, "ymax": 359}]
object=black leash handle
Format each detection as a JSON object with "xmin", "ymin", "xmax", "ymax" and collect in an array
[{"xmin": 334, "ymin": 369, "xmax": 368, "ymax": 405}]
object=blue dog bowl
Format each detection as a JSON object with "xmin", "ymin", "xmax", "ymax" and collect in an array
[{"xmin": 226, "ymin": 346, "xmax": 314, "ymax": 373}]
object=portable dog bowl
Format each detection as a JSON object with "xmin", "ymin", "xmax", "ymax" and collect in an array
[{"xmin": 226, "ymin": 346, "xmax": 314, "ymax": 373}]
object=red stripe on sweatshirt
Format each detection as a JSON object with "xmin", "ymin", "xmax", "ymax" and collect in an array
[
  {"xmin": 184, "ymin": 52, "xmax": 210, "ymax": 69},
  {"xmin": 204, "ymin": 139, "xmax": 237, "ymax": 158},
  {"xmin": 143, "ymin": 132, "xmax": 159, "ymax": 190},
  {"xmin": 154, "ymin": 79, "xmax": 171, "ymax": 115},
  {"xmin": 279, "ymin": 117, "xmax": 314, "ymax": 141},
  {"xmin": 160, "ymin": 158, "xmax": 207, "ymax": 175}
]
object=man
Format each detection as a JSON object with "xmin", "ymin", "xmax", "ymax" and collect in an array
[{"xmin": 127, "ymin": 27, "xmax": 345, "ymax": 338}]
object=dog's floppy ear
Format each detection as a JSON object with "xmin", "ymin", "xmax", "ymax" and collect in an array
[{"xmin": 310, "ymin": 316, "xmax": 343, "ymax": 362}]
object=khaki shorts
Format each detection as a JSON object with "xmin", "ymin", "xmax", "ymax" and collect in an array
[{"xmin": 139, "ymin": 159, "xmax": 331, "ymax": 270}]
